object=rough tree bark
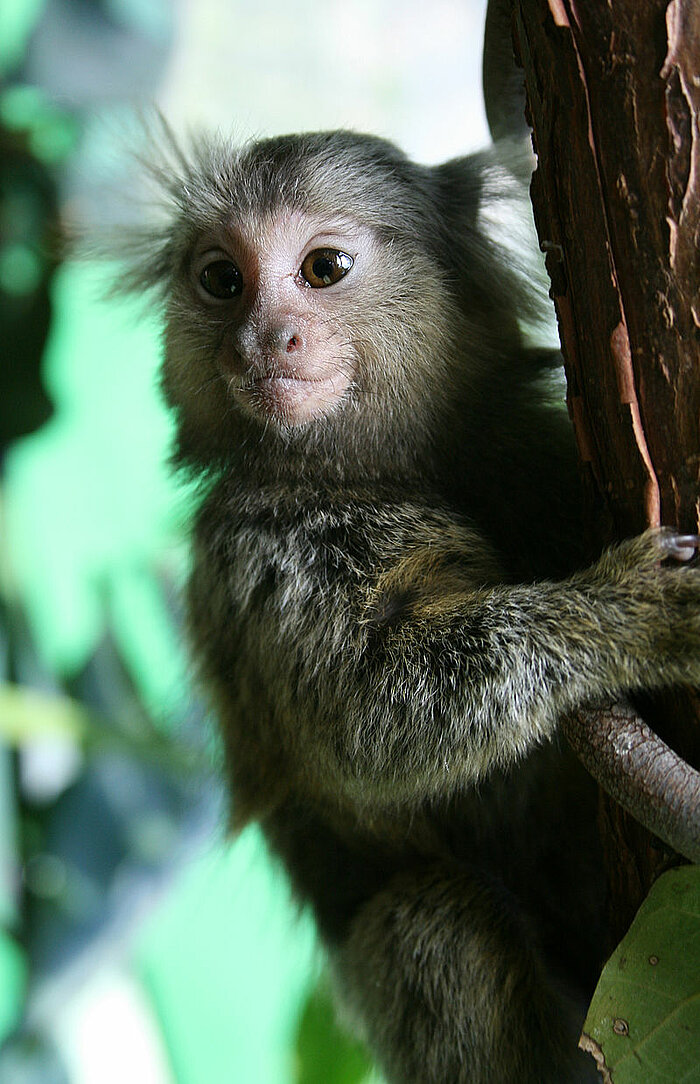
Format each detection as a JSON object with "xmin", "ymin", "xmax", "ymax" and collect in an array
[{"xmin": 511, "ymin": 0, "xmax": 700, "ymax": 937}]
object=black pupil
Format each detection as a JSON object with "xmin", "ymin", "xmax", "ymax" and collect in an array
[
  {"xmin": 201, "ymin": 261, "xmax": 241, "ymax": 297},
  {"xmin": 313, "ymin": 256, "xmax": 335, "ymax": 282}
]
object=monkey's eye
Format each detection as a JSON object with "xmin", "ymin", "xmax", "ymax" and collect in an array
[
  {"xmin": 199, "ymin": 260, "xmax": 243, "ymax": 299},
  {"xmin": 300, "ymin": 248, "xmax": 353, "ymax": 288}
]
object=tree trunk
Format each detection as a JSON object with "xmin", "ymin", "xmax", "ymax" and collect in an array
[{"xmin": 512, "ymin": 0, "xmax": 700, "ymax": 938}]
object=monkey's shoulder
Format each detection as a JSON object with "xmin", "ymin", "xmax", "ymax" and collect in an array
[{"xmin": 191, "ymin": 480, "xmax": 503, "ymax": 605}]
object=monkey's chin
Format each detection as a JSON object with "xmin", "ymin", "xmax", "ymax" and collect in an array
[{"xmin": 236, "ymin": 374, "xmax": 350, "ymax": 427}]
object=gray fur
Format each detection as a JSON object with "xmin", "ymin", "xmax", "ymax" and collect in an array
[{"xmin": 120, "ymin": 126, "xmax": 700, "ymax": 1083}]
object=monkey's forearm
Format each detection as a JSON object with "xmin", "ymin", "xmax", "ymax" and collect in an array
[
  {"xmin": 330, "ymin": 609, "xmax": 674, "ymax": 795},
  {"xmin": 223, "ymin": 528, "xmax": 700, "ymax": 802}
]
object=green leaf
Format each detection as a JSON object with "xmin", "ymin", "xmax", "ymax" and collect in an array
[
  {"xmin": 581, "ymin": 865, "xmax": 700, "ymax": 1082},
  {"xmin": 295, "ymin": 979, "xmax": 376, "ymax": 1084}
]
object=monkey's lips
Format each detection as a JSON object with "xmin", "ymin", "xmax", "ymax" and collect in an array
[{"xmin": 234, "ymin": 372, "xmax": 351, "ymax": 425}]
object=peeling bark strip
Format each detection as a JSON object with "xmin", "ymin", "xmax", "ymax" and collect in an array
[
  {"xmin": 609, "ymin": 321, "xmax": 660, "ymax": 527},
  {"xmin": 514, "ymin": 0, "xmax": 700, "ymax": 929},
  {"xmin": 662, "ymin": 0, "xmax": 700, "ymax": 299},
  {"xmin": 566, "ymin": 703, "xmax": 700, "ymax": 864}
]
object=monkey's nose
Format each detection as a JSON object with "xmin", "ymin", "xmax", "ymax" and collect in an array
[{"xmin": 272, "ymin": 324, "xmax": 304, "ymax": 354}]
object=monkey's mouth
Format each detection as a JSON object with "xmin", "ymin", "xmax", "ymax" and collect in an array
[{"xmin": 233, "ymin": 372, "xmax": 351, "ymax": 425}]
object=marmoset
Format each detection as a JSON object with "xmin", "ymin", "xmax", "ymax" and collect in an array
[{"xmin": 119, "ymin": 125, "xmax": 700, "ymax": 1083}]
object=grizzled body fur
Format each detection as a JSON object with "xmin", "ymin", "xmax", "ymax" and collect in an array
[{"xmin": 123, "ymin": 128, "xmax": 700, "ymax": 1083}]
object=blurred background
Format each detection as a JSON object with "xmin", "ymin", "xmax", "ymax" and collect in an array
[{"xmin": 0, "ymin": 1, "xmax": 490, "ymax": 1080}]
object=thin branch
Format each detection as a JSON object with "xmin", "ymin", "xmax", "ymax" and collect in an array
[{"xmin": 564, "ymin": 703, "xmax": 700, "ymax": 864}]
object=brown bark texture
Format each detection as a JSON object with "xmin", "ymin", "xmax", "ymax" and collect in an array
[{"xmin": 512, "ymin": 0, "xmax": 700, "ymax": 934}]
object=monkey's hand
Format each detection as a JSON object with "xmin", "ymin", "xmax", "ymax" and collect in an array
[{"xmin": 574, "ymin": 527, "xmax": 700, "ymax": 689}]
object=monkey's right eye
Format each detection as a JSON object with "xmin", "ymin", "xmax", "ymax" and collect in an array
[{"xmin": 199, "ymin": 260, "xmax": 243, "ymax": 299}]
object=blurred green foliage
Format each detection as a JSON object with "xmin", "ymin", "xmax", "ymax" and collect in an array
[
  {"xmin": 0, "ymin": 0, "xmax": 46, "ymax": 77},
  {"xmin": 137, "ymin": 829, "xmax": 319, "ymax": 1084},
  {"xmin": 5, "ymin": 259, "xmax": 184, "ymax": 699},
  {"xmin": 0, "ymin": 36, "xmax": 379, "ymax": 1083},
  {"xmin": 1, "ymin": 85, "xmax": 77, "ymax": 163},
  {"xmin": 296, "ymin": 981, "xmax": 375, "ymax": 1084}
]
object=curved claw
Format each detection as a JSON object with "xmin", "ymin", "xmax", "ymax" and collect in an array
[{"xmin": 661, "ymin": 532, "xmax": 700, "ymax": 562}]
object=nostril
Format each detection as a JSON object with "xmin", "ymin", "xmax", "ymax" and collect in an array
[{"xmin": 270, "ymin": 323, "xmax": 304, "ymax": 355}]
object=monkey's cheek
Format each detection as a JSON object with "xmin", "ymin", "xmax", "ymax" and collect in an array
[{"xmin": 236, "ymin": 375, "xmax": 351, "ymax": 426}]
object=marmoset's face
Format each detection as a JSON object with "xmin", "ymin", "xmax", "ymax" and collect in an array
[{"xmin": 174, "ymin": 209, "xmax": 385, "ymax": 428}]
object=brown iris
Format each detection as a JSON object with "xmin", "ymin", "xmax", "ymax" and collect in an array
[{"xmin": 300, "ymin": 248, "xmax": 353, "ymax": 288}]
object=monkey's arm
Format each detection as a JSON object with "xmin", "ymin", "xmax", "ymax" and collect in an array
[
  {"xmin": 192, "ymin": 492, "xmax": 700, "ymax": 809},
  {"xmin": 304, "ymin": 526, "xmax": 696, "ymax": 802}
]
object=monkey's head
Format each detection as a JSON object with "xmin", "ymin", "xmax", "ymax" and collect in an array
[{"xmin": 121, "ymin": 128, "xmax": 525, "ymax": 479}]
